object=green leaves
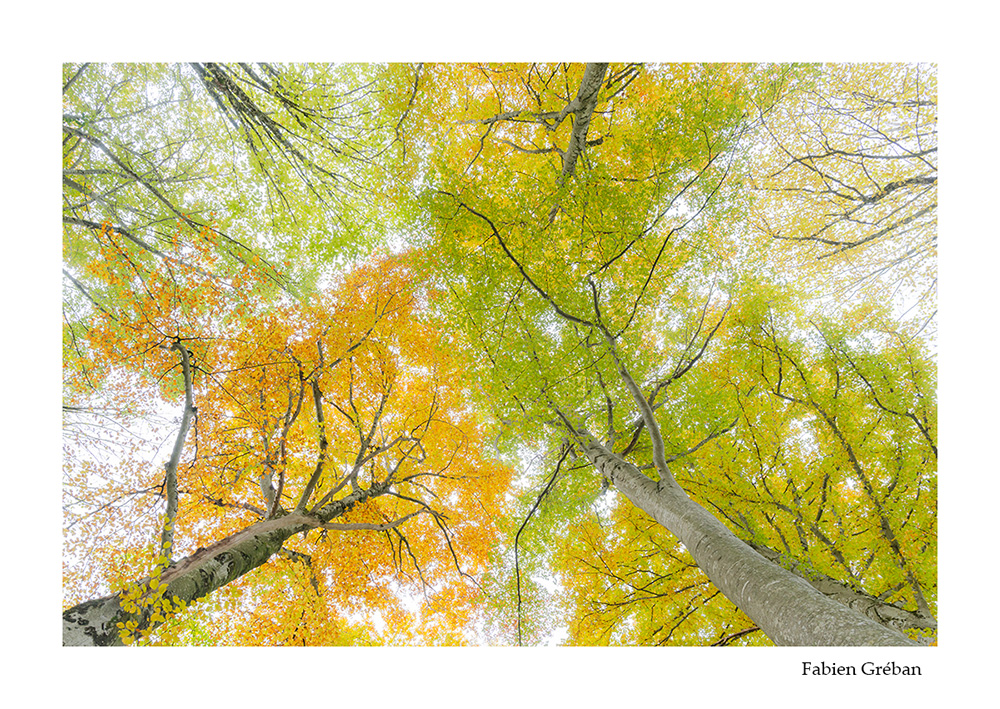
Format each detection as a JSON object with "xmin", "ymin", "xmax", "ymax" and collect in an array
[
  {"xmin": 405, "ymin": 63, "xmax": 936, "ymax": 644},
  {"xmin": 64, "ymin": 62, "xmax": 937, "ymax": 646}
]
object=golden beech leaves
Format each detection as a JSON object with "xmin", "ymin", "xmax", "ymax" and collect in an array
[
  {"xmin": 385, "ymin": 62, "xmax": 936, "ymax": 646},
  {"xmin": 63, "ymin": 221, "xmax": 513, "ymax": 645},
  {"xmin": 65, "ymin": 63, "xmax": 936, "ymax": 647}
]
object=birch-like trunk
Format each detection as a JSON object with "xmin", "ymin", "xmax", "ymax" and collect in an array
[
  {"xmin": 577, "ymin": 433, "xmax": 917, "ymax": 646},
  {"xmin": 558, "ymin": 62, "xmax": 609, "ymax": 182},
  {"xmin": 63, "ymin": 484, "xmax": 383, "ymax": 646}
]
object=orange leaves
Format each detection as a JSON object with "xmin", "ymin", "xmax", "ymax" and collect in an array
[
  {"xmin": 64, "ymin": 219, "xmax": 278, "ymax": 406},
  {"xmin": 65, "ymin": 227, "xmax": 515, "ymax": 643}
]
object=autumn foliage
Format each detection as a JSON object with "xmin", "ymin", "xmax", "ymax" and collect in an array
[
  {"xmin": 63, "ymin": 217, "xmax": 512, "ymax": 644},
  {"xmin": 63, "ymin": 62, "xmax": 936, "ymax": 647}
]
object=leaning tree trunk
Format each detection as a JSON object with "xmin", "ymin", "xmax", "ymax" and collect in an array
[
  {"xmin": 577, "ymin": 433, "xmax": 917, "ymax": 646},
  {"xmin": 557, "ymin": 62, "xmax": 609, "ymax": 183},
  {"xmin": 63, "ymin": 483, "xmax": 384, "ymax": 646}
]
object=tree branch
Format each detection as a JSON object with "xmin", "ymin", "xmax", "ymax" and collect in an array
[
  {"xmin": 320, "ymin": 509, "xmax": 424, "ymax": 532},
  {"xmin": 557, "ymin": 62, "xmax": 609, "ymax": 184},
  {"xmin": 160, "ymin": 340, "xmax": 196, "ymax": 561}
]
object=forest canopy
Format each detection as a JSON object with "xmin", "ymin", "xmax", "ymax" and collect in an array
[{"xmin": 62, "ymin": 62, "xmax": 936, "ymax": 647}]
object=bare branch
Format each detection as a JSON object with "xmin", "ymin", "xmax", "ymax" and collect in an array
[
  {"xmin": 160, "ymin": 340, "xmax": 197, "ymax": 560},
  {"xmin": 320, "ymin": 509, "xmax": 424, "ymax": 532}
]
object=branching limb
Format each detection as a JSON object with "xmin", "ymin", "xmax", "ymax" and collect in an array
[
  {"xmin": 664, "ymin": 413, "xmax": 740, "ymax": 463},
  {"xmin": 63, "ymin": 63, "xmax": 90, "ymax": 94},
  {"xmin": 277, "ymin": 548, "xmax": 322, "ymax": 595},
  {"xmin": 320, "ymin": 509, "xmax": 424, "ymax": 532},
  {"xmin": 514, "ymin": 445, "xmax": 569, "ymax": 645},
  {"xmin": 295, "ymin": 376, "xmax": 329, "ymax": 513},
  {"xmin": 160, "ymin": 340, "xmax": 196, "ymax": 561},
  {"xmin": 557, "ymin": 62, "xmax": 609, "ymax": 184},
  {"xmin": 754, "ymin": 327, "xmax": 933, "ymax": 617},
  {"xmin": 266, "ymin": 361, "xmax": 306, "ymax": 518},
  {"xmin": 817, "ymin": 327, "xmax": 937, "ymax": 459},
  {"xmin": 459, "ymin": 109, "xmax": 564, "ymax": 128},
  {"xmin": 388, "ymin": 491, "xmax": 482, "ymax": 591},
  {"xmin": 712, "ymin": 626, "xmax": 762, "ymax": 646},
  {"xmin": 442, "ymin": 193, "xmax": 595, "ymax": 329},
  {"xmin": 597, "ymin": 334, "xmax": 674, "ymax": 487}
]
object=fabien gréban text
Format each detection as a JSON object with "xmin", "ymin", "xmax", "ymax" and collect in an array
[{"xmin": 802, "ymin": 661, "xmax": 921, "ymax": 676}]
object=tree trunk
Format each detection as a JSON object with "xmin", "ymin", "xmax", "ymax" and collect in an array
[
  {"xmin": 558, "ymin": 62, "xmax": 609, "ymax": 182},
  {"xmin": 63, "ymin": 484, "xmax": 383, "ymax": 646},
  {"xmin": 577, "ymin": 433, "xmax": 918, "ymax": 646},
  {"xmin": 747, "ymin": 541, "xmax": 937, "ymax": 635}
]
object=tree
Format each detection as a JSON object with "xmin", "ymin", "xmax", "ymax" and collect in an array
[
  {"xmin": 748, "ymin": 63, "xmax": 937, "ymax": 335},
  {"xmin": 397, "ymin": 62, "xmax": 935, "ymax": 645},
  {"xmin": 62, "ymin": 218, "xmax": 511, "ymax": 645},
  {"xmin": 551, "ymin": 299, "xmax": 936, "ymax": 645},
  {"xmin": 63, "ymin": 62, "xmax": 406, "ymax": 314},
  {"xmin": 63, "ymin": 62, "xmax": 937, "ymax": 646}
]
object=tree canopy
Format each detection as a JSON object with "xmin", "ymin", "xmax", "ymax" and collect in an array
[{"xmin": 62, "ymin": 61, "xmax": 936, "ymax": 647}]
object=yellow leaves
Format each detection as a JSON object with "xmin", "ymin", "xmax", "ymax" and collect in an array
[
  {"xmin": 68, "ymin": 238, "xmax": 514, "ymax": 644},
  {"xmin": 747, "ymin": 63, "xmax": 937, "ymax": 327},
  {"xmin": 114, "ymin": 555, "xmax": 193, "ymax": 645}
]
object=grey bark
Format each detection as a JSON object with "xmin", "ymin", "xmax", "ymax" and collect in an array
[
  {"xmin": 160, "ymin": 342, "xmax": 195, "ymax": 559},
  {"xmin": 748, "ymin": 542, "xmax": 937, "ymax": 636},
  {"xmin": 63, "ymin": 482, "xmax": 386, "ymax": 646},
  {"xmin": 558, "ymin": 62, "xmax": 609, "ymax": 183},
  {"xmin": 576, "ymin": 432, "xmax": 917, "ymax": 646},
  {"xmin": 546, "ymin": 62, "xmax": 609, "ymax": 222}
]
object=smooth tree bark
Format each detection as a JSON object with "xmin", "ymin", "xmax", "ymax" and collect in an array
[
  {"xmin": 63, "ymin": 482, "xmax": 388, "ymax": 646},
  {"xmin": 746, "ymin": 542, "xmax": 937, "ymax": 634},
  {"xmin": 571, "ymin": 430, "xmax": 916, "ymax": 646},
  {"xmin": 158, "ymin": 341, "xmax": 195, "ymax": 558},
  {"xmin": 556, "ymin": 62, "xmax": 609, "ymax": 183}
]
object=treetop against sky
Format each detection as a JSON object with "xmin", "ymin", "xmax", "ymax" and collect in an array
[{"xmin": 62, "ymin": 62, "xmax": 936, "ymax": 647}]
